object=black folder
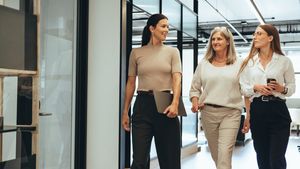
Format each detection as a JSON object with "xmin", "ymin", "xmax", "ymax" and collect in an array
[{"xmin": 153, "ymin": 91, "xmax": 187, "ymax": 116}]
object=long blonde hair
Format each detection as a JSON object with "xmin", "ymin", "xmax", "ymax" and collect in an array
[
  {"xmin": 204, "ymin": 26, "xmax": 237, "ymax": 65},
  {"xmin": 239, "ymin": 24, "xmax": 284, "ymax": 74}
]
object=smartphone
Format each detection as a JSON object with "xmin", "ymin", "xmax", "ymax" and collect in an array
[
  {"xmin": 267, "ymin": 78, "xmax": 276, "ymax": 90},
  {"xmin": 267, "ymin": 78, "xmax": 276, "ymax": 84}
]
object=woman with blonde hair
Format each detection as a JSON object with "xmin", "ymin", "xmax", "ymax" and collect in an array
[{"xmin": 190, "ymin": 26, "xmax": 243, "ymax": 169}]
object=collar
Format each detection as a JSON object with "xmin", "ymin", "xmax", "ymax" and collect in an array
[
  {"xmin": 272, "ymin": 53, "xmax": 280, "ymax": 61},
  {"xmin": 253, "ymin": 52, "xmax": 280, "ymax": 64}
]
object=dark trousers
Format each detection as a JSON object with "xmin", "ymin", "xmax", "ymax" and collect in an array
[
  {"xmin": 250, "ymin": 98, "xmax": 291, "ymax": 169},
  {"xmin": 131, "ymin": 93, "xmax": 181, "ymax": 169}
]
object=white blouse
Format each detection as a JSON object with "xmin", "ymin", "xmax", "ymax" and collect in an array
[{"xmin": 239, "ymin": 52, "xmax": 296, "ymax": 100}]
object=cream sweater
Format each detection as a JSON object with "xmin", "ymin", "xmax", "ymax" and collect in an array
[{"xmin": 189, "ymin": 58, "xmax": 243, "ymax": 110}]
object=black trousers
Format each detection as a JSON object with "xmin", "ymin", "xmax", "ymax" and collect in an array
[
  {"xmin": 131, "ymin": 93, "xmax": 181, "ymax": 169},
  {"xmin": 250, "ymin": 98, "xmax": 291, "ymax": 169}
]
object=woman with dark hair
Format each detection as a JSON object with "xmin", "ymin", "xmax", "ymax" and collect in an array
[
  {"xmin": 239, "ymin": 24, "xmax": 296, "ymax": 169},
  {"xmin": 121, "ymin": 13, "xmax": 182, "ymax": 169},
  {"xmin": 190, "ymin": 27, "xmax": 243, "ymax": 169}
]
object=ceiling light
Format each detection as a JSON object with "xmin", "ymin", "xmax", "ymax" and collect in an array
[{"xmin": 246, "ymin": 0, "xmax": 265, "ymax": 24}]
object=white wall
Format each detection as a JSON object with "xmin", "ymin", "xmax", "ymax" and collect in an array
[{"xmin": 87, "ymin": 0, "xmax": 120, "ymax": 169}]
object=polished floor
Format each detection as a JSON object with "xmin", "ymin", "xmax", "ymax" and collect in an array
[
  {"xmin": 149, "ymin": 133, "xmax": 300, "ymax": 169},
  {"xmin": 181, "ymin": 134, "xmax": 300, "ymax": 169}
]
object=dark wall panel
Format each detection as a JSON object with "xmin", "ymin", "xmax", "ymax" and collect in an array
[{"xmin": 0, "ymin": 5, "xmax": 37, "ymax": 70}]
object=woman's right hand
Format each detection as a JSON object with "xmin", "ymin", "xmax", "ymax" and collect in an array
[
  {"xmin": 254, "ymin": 84, "xmax": 273, "ymax": 95},
  {"xmin": 122, "ymin": 113, "xmax": 130, "ymax": 132},
  {"xmin": 191, "ymin": 97, "xmax": 200, "ymax": 113}
]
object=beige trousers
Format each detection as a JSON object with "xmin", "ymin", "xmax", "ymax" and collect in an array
[{"xmin": 201, "ymin": 105, "xmax": 241, "ymax": 169}]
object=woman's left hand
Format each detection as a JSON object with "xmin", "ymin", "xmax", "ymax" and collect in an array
[
  {"xmin": 164, "ymin": 104, "xmax": 178, "ymax": 118},
  {"xmin": 241, "ymin": 117, "xmax": 250, "ymax": 133},
  {"xmin": 268, "ymin": 81, "xmax": 285, "ymax": 93}
]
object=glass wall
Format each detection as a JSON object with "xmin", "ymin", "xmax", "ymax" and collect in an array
[
  {"xmin": 181, "ymin": 3, "xmax": 198, "ymax": 147},
  {"xmin": 162, "ymin": 0, "xmax": 181, "ymax": 30},
  {"xmin": 183, "ymin": 5, "xmax": 197, "ymax": 39},
  {"xmin": 179, "ymin": 0, "xmax": 194, "ymax": 10},
  {"xmin": 182, "ymin": 46, "xmax": 198, "ymax": 146},
  {"xmin": 286, "ymin": 50, "xmax": 300, "ymax": 98},
  {"xmin": 39, "ymin": 0, "xmax": 76, "ymax": 168},
  {"xmin": 133, "ymin": 0, "xmax": 159, "ymax": 14},
  {"xmin": 285, "ymin": 50, "xmax": 300, "ymax": 115}
]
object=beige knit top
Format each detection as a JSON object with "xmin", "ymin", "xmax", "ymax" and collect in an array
[{"xmin": 128, "ymin": 44, "xmax": 182, "ymax": 91}]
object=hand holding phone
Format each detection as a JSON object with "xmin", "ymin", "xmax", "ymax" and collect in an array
[
  {"xmin": 266, "ymin": 78, "xmax": 276, "ymax": 91},
  {"xmin": 267, "ymin": 78, "xmax": 276, "ymax": 84}
]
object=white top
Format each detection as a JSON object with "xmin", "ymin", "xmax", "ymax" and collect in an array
[
  {"xmin": 239, "ymin": 53, "xmax": 296, "ymax": 100},
  {"xmin": 189, "ymin": 58, "xmax": 244, "ymax": 110}
]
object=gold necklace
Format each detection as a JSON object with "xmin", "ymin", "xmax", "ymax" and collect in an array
[{"xmin": 214, "ymin": 58, "xmax": 227, "ymax": 63}]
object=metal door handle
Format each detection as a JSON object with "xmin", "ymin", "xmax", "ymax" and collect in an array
[{"xmin": 39, "ymin": 112, "xmax": 53, "ymax": 116}]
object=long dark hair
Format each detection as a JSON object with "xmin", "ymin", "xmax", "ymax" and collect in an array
[
  {"xmin": 141, "ymin": 14, "xmax": 168, "ymax": 46},
  {"xmin": 239, "ymin": 24, "xmax": 284, "ymax": 74}
]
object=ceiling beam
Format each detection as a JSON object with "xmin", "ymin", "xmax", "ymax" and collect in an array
[{"xmin": 203, "ymin": 0, "xmax": 248, "ymax": 43}]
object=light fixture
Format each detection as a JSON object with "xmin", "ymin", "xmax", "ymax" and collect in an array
[
  {"xmin": 246, "ymin": 0, "xmax": 266, "ymax": 24},
  {"xmin": 203, "ymin": 0, "xmax": 248, "ymax": 43}
]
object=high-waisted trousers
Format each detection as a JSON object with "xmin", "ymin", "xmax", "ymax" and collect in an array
[
  {"xmin": 250, "ymin": 98, "xmax": 291, "ymax": 169},
  {"xmin": 130, "ymin": 93, "xmax": 181, "ymax": 169},
  {"xmin": 201, "ymin": 105, "xmax": 241, "ymax": 169}
]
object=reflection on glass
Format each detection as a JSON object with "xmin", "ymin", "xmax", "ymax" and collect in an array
[
  {"xmin": 183, "ymin": 6, "xmax": 197, "ymax": 39},
  {"xmin": 2, "ymin": 77, "xmax": 18, "ymax": 162},
  {"xmin": 133, "ymin": 0, "xmax": 159, "ymax": 14},
  {"xmin": 162, "ymin": 0, "xmax": 181, "ymax": 30},
  {"xmin": 39, "ymin": 0, "xmax": 75, "ymax": 168},
  {"xmin": 178, "ymin": 0, "xmax": 194, "ymax": 10}
]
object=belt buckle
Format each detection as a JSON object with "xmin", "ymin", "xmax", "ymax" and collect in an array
[{"xmin": 261, "ymin": 96, "xmax": 269, "ymax": 102}]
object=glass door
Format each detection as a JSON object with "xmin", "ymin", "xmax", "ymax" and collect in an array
[{"xmin": 39, "ymin": 0, "xmax": 76, "ymax": 168}]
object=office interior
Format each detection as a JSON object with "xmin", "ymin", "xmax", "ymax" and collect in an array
[{"xmin": 0, "ymin": 0, "xmax": 299, "ymax": 169}]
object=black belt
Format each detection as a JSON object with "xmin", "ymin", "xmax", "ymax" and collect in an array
[
  {"xmin": 254, "ymin": 96, "xmax": 286, "ymax": 102},
  {"xmin": 205, "ymin": 103, "xmax": 224, "ymax": 108},
  {"xmin": 137, "ymin": 90, "xmax": 171, "ymax": 95}
]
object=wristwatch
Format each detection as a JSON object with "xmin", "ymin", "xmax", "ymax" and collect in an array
[{"xmin": 281, "ymin": 87, "xmax": 288, "ymax": 95}]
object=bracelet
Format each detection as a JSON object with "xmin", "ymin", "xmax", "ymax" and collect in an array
[
  {"xmin": 253, "ymin": 87, "xmax": 257, "ymax": 93},
  {"xmin": 281, "ymin": 87, "xmax": 288, "ymax": 95}
]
